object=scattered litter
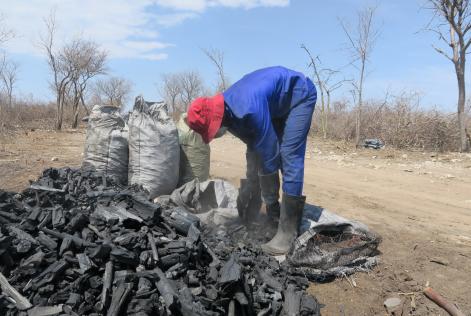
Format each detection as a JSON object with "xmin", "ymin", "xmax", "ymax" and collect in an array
[
  {"xmin": 363, "ymin": 139, "xmax": 384, "ymax": 150},
  {"xmin": 50, "ymin": 157, "xmax": 58, "ymax": 162},
  {"xmin": 384, "ymin": 297, "xmax": 402, "ymax": 314}
]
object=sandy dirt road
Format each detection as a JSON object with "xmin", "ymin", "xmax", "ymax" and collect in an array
[{"xmin": 1, "ymin": 130, "xmax": 470, "ymax": 315}]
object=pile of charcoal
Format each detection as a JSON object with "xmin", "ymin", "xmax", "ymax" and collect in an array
[{"xmin": 0, "ymin": 168, "xmax": 321, "ymax": 316}]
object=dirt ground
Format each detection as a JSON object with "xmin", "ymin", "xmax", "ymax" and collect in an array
[{"xmin": 1, "ymin": 129, "xmax": 470, "ymax": 315}]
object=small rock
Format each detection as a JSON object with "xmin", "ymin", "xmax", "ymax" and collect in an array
[
  {"xmin": 384, "ymin": 297, "xmax": 402, "ymax": 313},
  {"xmin": 51, "ymin": 157, "xmax": 59, "ymax": 162}
]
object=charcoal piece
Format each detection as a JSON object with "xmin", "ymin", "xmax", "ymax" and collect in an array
[
  {"xmin": 137, "ymin": 277, "xmax": 152, "ymax": 294},
  {"xmin": 281, "ymin": 285, "xmax": 301, "ymax": 316},
  {"xmin": 30, "ymin": 260, "xmax": 68, "ymax": 291},
  {"xmin": 28, "ymin": 207, "xmax": 42, "ymax": 221},
  {"xmin": 38, "ymin": 284, "xmax": 55, "ymax": 295},
  {"xmin": 15, "ymin": 239, "xmax": 32, "ymax": 253},
  {"xmin": 187, "ymin": 224, "xmax": 201, "ymax": 243},
  {"xmin": 114, "ymin": 270, "xmax": 136, "ymax": 285},
  {"xmin": 41, "ymin": 227, "xmax": 96, "ymax": 248},
  {"xmin": 7, "ymin": 226, "xmax": 38, "ymax": 245},
  {"xmin": 87, "ymin": 224, "xmax": 105, "ymax": 239},
  {"xmin": 37, "ymin": 211, "xmax": 52, "ymax": 229},
  {"xmin": 113, "ymin": 232, "xmax": 140, "ymax": 247},
  {"xmin": 30, "ymin": 184, "xmax": 66, "ymax": 193},
  {"xmin": 52, "ymin": 207, "xmax": 65, "ymax": 228},
  {"xmin": 89, "ymin": 276, "xmax": 102, "ymax": 289},
  {"xmin": 164, "ymin": 207, "xmax": 200, "ymax": 235},
  {"xmin": 88, "ymin": 243, "xmax": 112, "ymax": 260},
  {"xmin": 147, "ymin": 233, "xmax": 159, "ymax": 264},
  {"xmin": 0, "ymin": 210, "xmax": 21, "ymax": 221},
  {"xmin": 219, "ymin": 255, "xmax": 241, "ymax": 284},
  {"xmin": 65, "ymin": 293, "xmax": 82, "ymax": 309},
  {"xmin": 66, "ymin": 213, "xmax": 88, "ymax": 232},
  {"xmin": 165, "ymin": 263, "xmax": 186, "ymax": 279},
  {"xmin": 93, "ymin": 203, "xmax": 143, "ymax": 224},
  {"xmin": 179, "ymin": 286, "xmax": 215, "ymax": 316},
  {"xmin": 59, "ymin": 237, "xmax": 74, "ymax": 256},
  {"xmin": 76, "ymin": 253, "xmax": 94, "ymax": 274},
  {"xmin": 27, "ymin": 304, "xmax": 64, "ymax": 316},
  {"xmin": 126, "ymin": 298, "xmax": 156, "ymax": 315},
  {"xmin": 239, "ymin": 256, "xmax": 254, "ymax": 266},
  {"xmin": 191, "ymin": 286, "xmax": 203, "ymax": 296},
  {"xmin": 37, "ymin": 231, "xmax": 58, "ymax": 250},
  {"xmin": 160, "ymin": 253, "xmax": 188, "ymax": 269},
  {"xmin": 228, "ymin": 300, "xmax": 236, "ymax": 316},
  {"xmin": 63, "ymin": 305, "xmax": 80, "ymax": 316},
  {"xmin": 110, "ymin": 247, "xmax": 138, "ymax": 266},
  {"xmin": 139, "ymin": 250, "xmax": 153, "ymax": 268},
  {"xmin": 256, "ymin": 267, "xmax": 283, "ymax": 292},
  {"xmin": 81, "ymin": 227, "xmax": 94, "ymax": 242},
  {"xmin": 106, "ymin": 282, "xmax": 133, "ymax": 316},
  {"xmin": 96, "ymin": 261, "xmax": 113, "ymax": 312},
  {"xmin": 20, "ymin": 251, "xmax": 45, "ymax": 268},
  {"xmin": 154, "ymin": 267, "xmax": 178, "ymax": 311},
  {"xmin": 187, "ymin": 270, "xmax": 199, "ymax": 286},
  {"xmin": 130, "ymin": 194, "xmax": 161, "ymax": 223},
  {"xmin": 234, "ymin": 291, "xmax": 249, "ymax": 305},
  {"xmin": 208, "ymin": 266, "xmax": 218, "ymax": 283},
  {"xmin": 299, "ymin": 294, "xmax": 320, "ymax": 316},
  {"xmin": 205, "ymin": 286, "xmax": 218, "ymax": 300},
  {"xmin": 0, "ymin": 272, "xmax": 32, "ymax": 310},
  {"xmin": 203, "ymin": 242, "xmax": 221, "ymax": 267}
]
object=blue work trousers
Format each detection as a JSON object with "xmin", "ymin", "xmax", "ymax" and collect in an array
[{"xmin": 273, "ymin": 93, "xmax": 316, "ymax": 196}]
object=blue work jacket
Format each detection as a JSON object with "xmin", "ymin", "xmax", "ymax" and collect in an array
[{"xmin": 222, "ymin": 66, "xmax": 316, "ymax": 177}]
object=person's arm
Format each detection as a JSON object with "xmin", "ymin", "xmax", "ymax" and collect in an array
[{"xmin": 246, "ymin": 108, "xmax": 280, "ymax": 175}]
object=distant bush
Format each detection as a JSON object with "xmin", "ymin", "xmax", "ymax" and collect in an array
[
  {"xmin": 0, "ymin": 95, "xmax": 87, "ymax": 135},
  {"xmin": 311, "ymin": 93, "xmax": 470, "ymax": 152}
]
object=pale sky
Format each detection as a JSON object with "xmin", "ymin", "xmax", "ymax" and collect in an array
[{"xmin": 0, "ymin": 0, "xmax": 465, "ymax": 111}]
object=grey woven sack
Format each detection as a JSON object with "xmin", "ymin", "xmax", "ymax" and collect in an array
[
  {"xmin": 82, "ymin": 105, "xmax": 128, "ymax": 184},
  {"xmin": 128, "ymin": 96, "xmax": 179, "ymax": 199}
]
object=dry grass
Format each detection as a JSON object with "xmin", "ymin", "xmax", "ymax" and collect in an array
[{"xmin": 311, "ymin": 93, "xmax": 470, "ymax": 152}]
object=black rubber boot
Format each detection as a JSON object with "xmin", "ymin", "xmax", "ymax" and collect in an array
[{"xmin": 261, "ymin": 193, "xmax": 305, "ymax": 255}]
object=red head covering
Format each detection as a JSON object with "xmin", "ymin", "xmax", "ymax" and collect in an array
[{"xmin": 187, "ymin": 94, "xmax": 225, "ymax": 143}]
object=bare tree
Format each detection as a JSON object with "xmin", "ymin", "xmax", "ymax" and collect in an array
[
  {"xmin": 62, "ymin": 38, "xmax": 107, "ymax": 128},
  {"xmin": 161, "ymin": 73, "xmax": 183, "ymax": 113},
  {"xmin": 301, "ymin": 44, "xmax": 345, "ymax": 139},
  {"xmin": 203, "ymin": 48, "xmax": 229, "ymax": 92},
  {"xmin": 93, "ymin": 76, "xmax": 132, "ymax": 108},
  {"xmin": 0, "ymin": 56, "xmax": 19, "ymax": 108},
  {"xmin": 0, "ymin": 15, "xmax": 14, "ymax": 121},
  {"xmin": 0, "ymin": 15, "xmax": 13, "ymax": 45},
  {"xmin": 179, "ymin": 71, "xmax": 204, "ymax": 111},
  {"xmin": 340, "ymin": 6, "xmax": 380, "ymax": 147},
  {"xmin": 39, "ymin": 12, "xmax": 74, "ymax": 130},
  {"xmin": 427, "ymin": 0, "xmax": 471, "ymax": 152}
]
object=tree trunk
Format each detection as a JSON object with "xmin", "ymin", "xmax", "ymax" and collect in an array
[
  {"xmin": 326, "ymin": 89, "xmax": 331, "ymax": 139},
  {"xmin": 356, "ymin": 58, "xmax": 366, "ymax": 147},
  {"xmin": 456, "ymin": 67, "xmax": 469, "ymax": 152},
  {"xmin": 71, "ymin": 96, "xmax": 79, "ymax": 129},
  {"xmin": 55, "ymin": 93, "xmax": 62, "ymax": 130}
]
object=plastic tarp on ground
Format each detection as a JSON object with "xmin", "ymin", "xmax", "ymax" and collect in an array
[
  {"xmin": 82, "ymin": 105, "xmax": 128, "ymax": 184},
  {"xmin": 165, "ymin": 180, "xmax": 381, "ymax": 281},
  {"xmin": 176, "ymin": 114, "xmax": 211, "ymax": 186},
  {"xmin": 288, "ymin": 204, "xmax": 382, "ymax": 281},
  {"xmin": 128, "ymin": 96, "xmax": 180, "ymax": 199}
]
